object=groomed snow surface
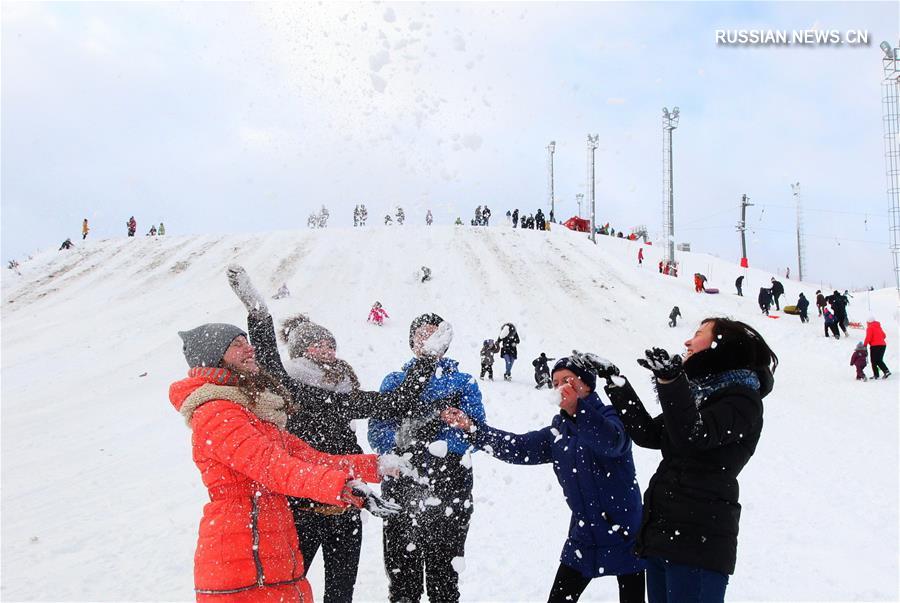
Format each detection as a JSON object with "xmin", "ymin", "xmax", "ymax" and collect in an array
[{"xmin": 2, "ymin": 225, "xmax": 897, "ymax": 601}]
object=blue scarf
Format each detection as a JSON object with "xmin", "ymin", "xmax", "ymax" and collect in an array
[{"xmin": 689, "ymin": 369, "xmax": 760, "ymax": 406}]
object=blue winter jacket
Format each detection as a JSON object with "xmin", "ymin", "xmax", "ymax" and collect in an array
[
  {"xmin": 368, "ymin": 357, "xmax": 486, "ymax": 456},
  {"xmin": 468, "ymin": 392, "xmax": 645, "ymax": 578}
]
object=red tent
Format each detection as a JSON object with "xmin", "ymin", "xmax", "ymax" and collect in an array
[{"xmin": 563, "ymin": 216, "xmax": 590, "ymax": 233}]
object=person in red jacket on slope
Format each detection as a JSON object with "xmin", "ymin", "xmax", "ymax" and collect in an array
[
  {"xmin": 864, "ymin": 317, "xmax": 892, "ymax": 379},
  {"xmin": 170, "ymin": 323, "xmax": 402, "ymax": 602}
]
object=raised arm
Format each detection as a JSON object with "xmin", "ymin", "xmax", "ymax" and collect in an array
[
  {"xmin": 468, "ymin": 422, "xmax": 554, "ymax": 465},
  {"xmin": 603, "ymin": 376, "xmax": 664, "ymax": 450}
]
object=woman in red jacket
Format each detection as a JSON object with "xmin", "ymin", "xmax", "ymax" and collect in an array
[
  {"xmin": 171, "ymin": 323, "xmax": 401, "ymax": 602},
  {"xmin": 864, "ymin": 317, "xmax": 892, "ymax": 379}
]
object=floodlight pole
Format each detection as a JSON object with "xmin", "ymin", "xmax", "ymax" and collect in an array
[
  {"xmin": 576, "ymin": 193, "xmax": 584, "ymax": 218},
  {"xmin": 662, "ymin": 107, "xmax": 680, "ymax": 264},
  {"xmin": 588, "ymin": 134, "xmax": 599, "ymax": 244},
  {"xmin": 791, "ymin": 183, "xmax": 805, "ymax": 281},
  {"xmin": 881, "ymin": 40, "xmax": 900, "ymax": 295},
  {"xmin": 547, "ymin": 141, "xmax": 556, "ymax": 222}
]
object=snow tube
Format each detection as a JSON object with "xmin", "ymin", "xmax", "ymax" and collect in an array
[
  {"xmin": 849, "ymin": 321, "xmax": 864, "ymax": 330},
  {"xmin": 703, "ymin": 288, "xmax": 720, "ymax": 294},
  {"xmin": 783, "ymin": 305, "xmax": 800, "ymax": 315}
]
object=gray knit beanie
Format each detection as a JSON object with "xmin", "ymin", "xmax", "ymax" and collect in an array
[
  {"xmin": 178, "ymin": 323, "xmax": 247, "ymax": 368},
  {"xmin": 279, "ymin": 314, "xmax": 336, "ymax": 359}
]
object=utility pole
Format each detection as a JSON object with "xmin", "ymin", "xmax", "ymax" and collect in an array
[
  {"xmin": 547, "ymin": 141, "xmax": 556, "ymax": 222},
  {"xmin": 736, "ymin": 194, "xmax": 753, "ymax": 266},
  {"xmin": 576, "ymin": 193, "xmax": 584, "ymax": 218},
  {"xmin": 588, "ymin": 134, "xmax": 599, "ymax": 244},
  {"xmin": 880, "ymin": 39, "xmax": 900, "ymax": 295},
  {"xmin": 791, "ymin": 182, "xmax": 805, "ymax": 281}
]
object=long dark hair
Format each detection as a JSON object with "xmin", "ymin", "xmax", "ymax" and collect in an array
[{"xmin": 700, "ymin": 317, "xmax": 778, "ymax": 373}]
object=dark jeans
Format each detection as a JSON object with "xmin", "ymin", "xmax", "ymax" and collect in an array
[
  {"xmin": 502, "ymin": 354, "xmax": 515, "ymax": 377},
  {"xmin": 293, "ymin": 507, "xmax": 362, "ymax": 603},
  {"xmin": 645, "ymin": 557, "xmax": 728, "ymax": 603},
  {"xmin": 871, "ymin": 345, "xmax": 891, "ymax": 377},
  {"xmin": 834, "ymin": 310, "xmax": 848, "ymax": 334},
  {"xmin": 548, "ymin": 564, "xmax": 645, "ymax": 603},
  {"xmin": 735, "ymin": 286, "xmax": 742, "ymax": 296},
  {"xmin": 382, "ymin": 456, "xmax": 474, "ymax": 602},
  {"xmin": 772, "ymin": 294, "xmax": 781, "ymax": 310},
  {"xmin": 825, "ymin": 323, "xmax": 840, "ymax": 338},
  {"xmin": 799, "ymin": 309, "xmax": 809, "ymax": 323}
]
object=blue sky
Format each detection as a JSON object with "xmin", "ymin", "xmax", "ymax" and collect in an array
[{"xmin": 2, "ymin": 1, "xmax": 897, "ymax": 288}]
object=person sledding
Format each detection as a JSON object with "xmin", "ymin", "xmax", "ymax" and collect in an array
[
  {"xmin": 368, "ymin": 301, "xmax": 389, "ymax": 326},
  {"xmin": 532, "ymin": 352, "xmax": 555, "ymax": 389}
]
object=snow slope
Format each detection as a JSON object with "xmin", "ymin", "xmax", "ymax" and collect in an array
[{"xmin": 2, "ymin": 225, "xmax": 897, "ymax": 602}]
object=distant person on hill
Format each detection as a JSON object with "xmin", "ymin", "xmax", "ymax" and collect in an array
[
  {"xmin": 637, "ymin": 247, "xmax": 644, "ymax": 266},
  {"xmin": 480, "ymin": 339, "xmax": 499, "ymax": 380},
  {"xmin": 658, "ymin": 260, "xmax": 664, "ymax": 274},
  {"xmin": 454, "ymin": 217, "xmax": 463, "ymax": 226},
  {"xmin": 498, "ymin": 322, "xmax": 520, "ymax": 381},
  {"xmin": 505, "ymin": 210, "xmax": 512, "ymax": 226},
  {"xmin": 535, "ymin": 209, "xmax": 546, "ymax": 231},
  {"xmin": 512, "ymin": 209, "xmax": 519, "ymax": 228},
  {"xmin": 59, "ymin": 238, "xmax": 74, "ymax": 250},
  {"xmin": 368, "ymin": 301, "xmax": 389, "ymax": 326},
  {"xmin": 758, "ymin": 287, "xmax": 772, "ymax": 316},
  {"xmin": 482, "ymin": 205, "xmax": 492, "ymax": 226},
  {"xmin": 605, "ymin": 318, "xmax": 777, "ymax": 603},
  {"xmin": 126, "ymin": 216, "xmax": 136, "ymax": 237},
  {"xmin": 384, "ymin": 214, "xmax": 393, "ymax": 226},
  {"xmin": 770, "ymin": 278, "xmax": 785, "ymax": 310},
  {"xmin": 147, "ymin": 225, "xmax": 157, "ymax": 236},
  {"xmin": 360, "ymin": 204, "xmax": 368, "ymax": 226},
  {"xmin": 734, "ymin": 275, "xmax": 744, "ymax": 296},
  {"xmin": 693, "ymin": 274, "xmax": 705, "ymax": 293},
  {"xmin": 82, "ymin": 219, "xmax": 90, "ymax": 240},
  {"xmin": 864, "ymin": 317, "xmax": 891, "ymax": 379},
  {"xmin": 826, "ymin": 290, "xmax": 849, "ymax": 336},
  {"xmin": 850, "ymin": 343, "xmax": 868, "ymax": 381},
  {"xmin": 158, "ymin": 222, "xmax": 166, "ymax": 236},
  {"xmin": 532, "ymin": 352, "xmax": 555, "ymax": 389},
  {"xmin": 272, "ymin": 283, "xmax": 290, "ymax": 299},
  {"xmin": 668, "ymin": 306, "xmax": 681, "ymax": 328},
  {"xmin": 440, "ymin": 352, "xmax": 646, "ymax": 603},
  {"xmin": 353, "ymin": 204, "xmax": 361, "ymax": 227},
  {"xmin": 815, "ymin": 290, "xmax": 827, "ymax": 316},
  {"xmin": 426, "ymin": 209, "xmax": 433, "ymax": 226},
  {"xmin": 396, "ymin": 207, "xmax": 405, "ymax": 225},
  {"xmin": 420, "ymin": 266, "xmax": 432, "ymax": 283},
  {"xmin": 474, "ymin": 205, "xmax": 483, "ymax": 226},
  {"xmin": 823, "ymin": 307, "xmax": 840, "ymax": 339},
  {"xmin": 796, "ymin": 293, "xmax": 810, "ymax": 323}
]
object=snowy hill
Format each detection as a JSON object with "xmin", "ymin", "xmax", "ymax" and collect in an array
[{"xmin": 2, "ymin": 225, "xmax": 898, "ymax": 602}]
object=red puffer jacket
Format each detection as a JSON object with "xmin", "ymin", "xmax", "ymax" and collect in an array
[
  {"xmin": 864, "ymin": 321, "xmax": 887, "ymax": 347},
  {"xmin": 170, "ymin": 368, "xmax": 380, "ymax": 601}
]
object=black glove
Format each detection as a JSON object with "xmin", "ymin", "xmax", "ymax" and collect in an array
[
  {"xmin": 570, "ymin": 350, "xmax": 621, "ymax": 381},
  {"xmin": 344, "ymin": 480, "xmax": 402, "ymax": 518},
  {"xmin": 637, "ymin": 347, "xmax": 683, "ymax": 381}
]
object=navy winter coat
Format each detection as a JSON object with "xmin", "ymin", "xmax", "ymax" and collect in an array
[{"xmin": 467, "ymin": 392, "xmax": 645, "ymax": 578}]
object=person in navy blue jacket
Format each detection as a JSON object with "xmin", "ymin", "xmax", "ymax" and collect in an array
[
  {"xmin": 368, "ymin": 313, "xmax": 486, "ymax": 603},
  {"xmin": 441, "ymin": 352, "xmax": 645, "ymax": 603}
]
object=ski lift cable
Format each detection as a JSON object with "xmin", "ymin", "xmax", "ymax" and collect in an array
[{"xmin": 753, "ymin": 203, "xmax": 888, "ymax": 218}]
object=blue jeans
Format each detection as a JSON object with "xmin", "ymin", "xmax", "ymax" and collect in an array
[
  {"xmin": 646, "ymin": 557, "xmax": 728, "ymax": 603},
  {"xmin": 502, "ymin": 354, "xmax": 515, "ymax": 376}
]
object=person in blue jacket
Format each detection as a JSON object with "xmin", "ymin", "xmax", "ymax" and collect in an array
[
  {"xmin": 368, "ymin": 313, "xmax": 486, "ymax": 603},
  {"xmin": 441, "ymin": 352, "xmax": 645, "ymax": 603}
]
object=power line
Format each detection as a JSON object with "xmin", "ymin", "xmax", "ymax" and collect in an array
[{"xmin": 753, "ymin": 203, "xmax": 887, "ymax": 218}]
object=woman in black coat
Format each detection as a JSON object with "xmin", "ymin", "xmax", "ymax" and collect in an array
[
  {"xmin": 227, "ymin": 265, "xmax": 428, "ymax": 603},
  {"xmin": 498, "ymin": 322, "xmax": 520, "ymax": 381},
  {"xmin": 602, "ymin": 317, "xmax": 777, "ymax": 603}
]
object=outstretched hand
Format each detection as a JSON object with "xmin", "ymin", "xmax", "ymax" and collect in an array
[
  {"xmin": 636, "ymin": 347, "xmax": 683, "ymax": 381},
  {"xmin": 441, "ymin": 407, "xmax": 473, "ymax": 432},
  {"xmin": 226, "ymin": 264, "xmax": 268, "ymax": 314},
  {"xmin": 341, "ymin": 479, "xmax": 402, "ymax": 518}
]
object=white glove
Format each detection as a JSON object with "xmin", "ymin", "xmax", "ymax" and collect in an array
[{"xmin": 226, "ymin": 264, "xmax": 268, "ymax": 314}]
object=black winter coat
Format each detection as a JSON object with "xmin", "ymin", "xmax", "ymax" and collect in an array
[
  {"xmin": 605, "ymin": 370, "xmax": 769, "ymax": 576},
  {"xmin": 498, "ymin": 324, "xmax": 520, "ymax": 359},
  {"xmin": 758, "ymin": 288, "xmax": 772, "ymax": 305},
  {"xmin": 770, "ymin": 280, "xmax": 784, "ymax": 297}
]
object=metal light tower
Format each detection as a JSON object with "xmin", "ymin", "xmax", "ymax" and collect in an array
[
  {"xmin": 576, "ymin": 193, "xmax": 584, "ymax": 218},
  {"xmin": 791, "ymin": 183, "xmax": 806, "ymax": 281},
  {"xmin": 547, "ymin": 141, "xmax": 556, "ymax": 222},
  {"xmin": 662, "ymin": 107, "xmax": 680, "ymax": 264},
  {"xmin": 588, "ymin": 134, "xmax": 599, "ymax": 244},
  {"xmin": 881, "ymin": 40, "xmax": 900, "ymax": 294}
]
